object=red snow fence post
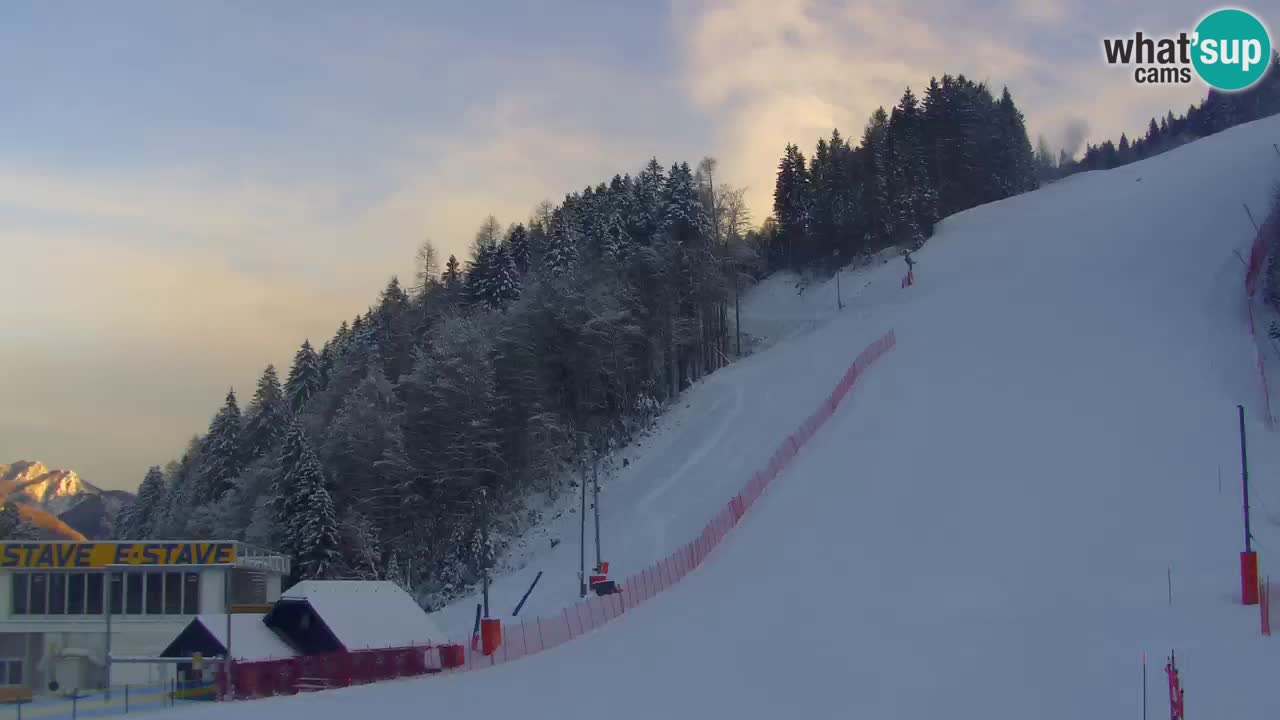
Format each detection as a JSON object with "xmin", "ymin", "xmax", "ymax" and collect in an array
[
  {"xmin": 1165, "ymin": 652, "xmax": 1185, "ymax": 720},
  {"xmin": 481, "ymin": 618, "xmax": 503, "ymax": 656}
]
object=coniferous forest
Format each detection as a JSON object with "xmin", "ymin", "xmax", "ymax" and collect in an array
[
  {"xmin": 1035, "ymin": 53, "xmax": 1280, "ymax": 182},
  {"xmin": 111, "ymin": 67, "xmax": 1280, "ymax": 609},
  {"xmin": 763, "ymin": 76, "xmax": 1037, "ymax": 273}
]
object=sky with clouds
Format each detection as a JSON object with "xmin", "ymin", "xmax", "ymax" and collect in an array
[{"xmin": 0, "ymin": 0, "xmax": 1250, "ymax": 489}]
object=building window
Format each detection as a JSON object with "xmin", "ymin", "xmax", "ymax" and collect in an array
[
  {"xmin": 48, "ymin": 574, "xmax": 66, "ymax": 615},
  {"xmin": 11, "ymin": 575, "xmax": 28, "ymax": 616},
  {"xmin": 14, "ymin": 570, "xmax": 202, "ymax": 617},
  {"xmin": 144, "ymin": 572, "xmax": 163, "ymax": 615},
  {"xmin": 125, "ymin": 573, "xmax": 143, "ymax": 615},
  {"xmin": 183, "ymin": 573, "xmax": 200, "ymax": 615},
  {"xmin": 109, "ymin": 573, "xmax": 123, "ymax": 614},
  {"xmin": 29, "ymin": 575, "xmax": 46, "ymax": 615},
  {"xmin": 0, "ymin": 659, "xmax": 22, "ymax": 686},
  {"xmin": 66, "ymin": 573, "xmax": 85, "ymax": 615},
  {"xmin": 164, "ymin": 573, "xmax": 182, "ymax": 615},
  {"xmin": 86, "ymin": 573, "xmax": 104, "ymax": 615},
  {"xmin": 230, "ymin": 569, "xmax": 267, "ymax": 605}
]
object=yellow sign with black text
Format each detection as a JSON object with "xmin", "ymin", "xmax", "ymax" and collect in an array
[{"xmin": 0, "ymin": 542, "xmax": 236, "ymax": 569}]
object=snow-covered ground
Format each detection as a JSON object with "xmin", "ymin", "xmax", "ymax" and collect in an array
[
  {"xmin": 163, "ymin": 115, "xmax": 1279, "ymax": 718},
  {"xmin": 734, "ymin": 248, "xmax": 902, "ymax": 354}
]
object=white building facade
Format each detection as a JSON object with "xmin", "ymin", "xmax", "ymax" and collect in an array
[{"xmin": 0, "ymin": 541, "xmax": 289, "ymax": 696}]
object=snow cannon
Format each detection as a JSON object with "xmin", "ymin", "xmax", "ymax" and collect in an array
[{"xmin": 590, "ymin": 562, "xmax": 621, "ymax": 596}]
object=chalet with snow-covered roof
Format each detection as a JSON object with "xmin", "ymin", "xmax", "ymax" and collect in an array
[
  {"xmin": 262, "ymin": 581, "xmax": 443, "ymax": 654},
  {"xmin": 160, "ymin": 614, "xmax": 297, "ymax": 663}
]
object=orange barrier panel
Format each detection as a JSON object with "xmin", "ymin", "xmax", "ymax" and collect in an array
[{"xmin": 481, "ymin": 618, "xmax": 503, "ymax": 655}]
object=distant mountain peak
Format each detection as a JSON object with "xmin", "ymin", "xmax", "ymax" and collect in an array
[
  {"xmin": 0, "ymin": 460, "xmax": 130, "ymax": 540},
  {"xmin": 0, "ymin": 460, "xmax": 101, "ymax": 512}
]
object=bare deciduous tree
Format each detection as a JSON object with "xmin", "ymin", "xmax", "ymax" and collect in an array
[
  {"xmin": 473, "ymin": 215, "xmax": 503, "ymax": 256},
  {"xmin": 415, "ymin": 238, "xmax": 440, "ymax": 289}
]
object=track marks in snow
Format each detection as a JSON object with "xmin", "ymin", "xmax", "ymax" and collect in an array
[{"xmin": 636, "ymin": 382, "xmax": 745, "ymax": 553}]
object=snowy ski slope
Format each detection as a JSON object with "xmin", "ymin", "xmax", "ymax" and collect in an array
[{"xmin": 163, "ymin": 115, "xmax": 1279, "ymax": 718}]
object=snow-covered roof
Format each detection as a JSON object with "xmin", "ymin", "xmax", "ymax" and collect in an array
[
  {"xmin": 279, "ymin": 581, "xmax": 443, "ymax": 650},
  {"xmin": 195, "ymin": 614, "xmax": 297, "ymax": 662}
]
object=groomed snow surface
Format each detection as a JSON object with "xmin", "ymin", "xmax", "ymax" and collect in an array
[{"xmin": 171, "ymin": 116, "xmax": 1279, "ymax": 718}]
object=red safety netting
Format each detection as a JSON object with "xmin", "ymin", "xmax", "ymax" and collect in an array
[
  {"xmin": 218, "ymin": 644, "xmax": 441, "ymax": 699},
  {"xmin": 222, "ymin": 329, "xmax": 896, "ymax": 699}
]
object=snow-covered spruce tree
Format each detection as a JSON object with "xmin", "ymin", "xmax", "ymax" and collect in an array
[
  {"xmin": 117, "ymin": 466, "xmax": 167, "ymax": 539},
  {"xmin": 285, "ymin": 340, "xmax": 324, "ymax": 414},
  {"xmin": 602, "ymin": 210, "xmax": 631, "ymax": 264},
  {"xmin": 506, "ymin": 223, "xmax": 531, "ymax": 275},
  {"xmin": 772, "ymin": 143, "xmax": 810, "ymax": 268},
  {"xmin": 243, "ymin": 365, "xmax": 288, "ymax": 464},
  {"xmin": 273, "ymin": 419, "xmax": 341, "ymax": 582},
  {"xmin": 488, "ymin": 243, "xmax": 521, "ymax": 307},
  {"xmin": 543, "ymin": 209, "xmax": 580, "ymax": 275},
  {"xmin": 994, "ymin": 86, "xmax": 1038, "ymax": 196},
  {"xmin": 197, "ymin": 389, "xmax": 243, "ymax": 506},
  {"xmin": 442, "ymin": 254, "xmax": 464, "ymax": 299},
  {"xmin": 384, "ymin": 551, "xmax": 407, "ymax": 590},
  {"xmin": 372, "ymin": 277, "xmax": 413, "ymax": 381},
  {"xmin": 464, "ymin": 242, "xmax": 497, "ymax": 306},
  {"xmin": 151, "ymin": 445, "xmax": 199, "ymax": 539},
  {"xmin": 890, "ymin": 87, "xmax": 937, "ymax": 244},
  {"xmin": 861, "ymin": 108, "xmax": 893, "ymax": 251},
  {"xmin": 323, "ymin": 366, "xmax": 403, "ymax": 515},
  {"xmin": 668, "ymin": 159, "xmax": 722, "ymax": 380}
]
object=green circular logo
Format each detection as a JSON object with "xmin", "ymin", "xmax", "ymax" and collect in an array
[{"xmin": 1192, "ymin": 9, "xmax": 1272, "ymax": 91}]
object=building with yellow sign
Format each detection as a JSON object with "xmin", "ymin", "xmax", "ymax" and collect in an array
[{"xmin": 0, "ymin": 540, "xmax": 289, "ymax": 696}]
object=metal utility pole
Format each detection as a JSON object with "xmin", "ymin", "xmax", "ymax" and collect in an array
[
  {"xmin": 476, "ymin": 487, "xmax": 491, "ymax": 618},
  {"xmin": 225, "ymin": 566, "xmax": 232, "ymax": 671},
  {"xmin": 579, "ymin": 436, "xmax": 587, "ymax": 598},
  {"xmin": 592, "ymin": 442, "xmax": 602, "ymax": 570},
  {"xmin": 103, "ymin": 569, "xmax": 112, "ymax": 689},
  {"xmin": 1239, "ymin": 405, "xmax": 1253, "ymax": 552}
]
